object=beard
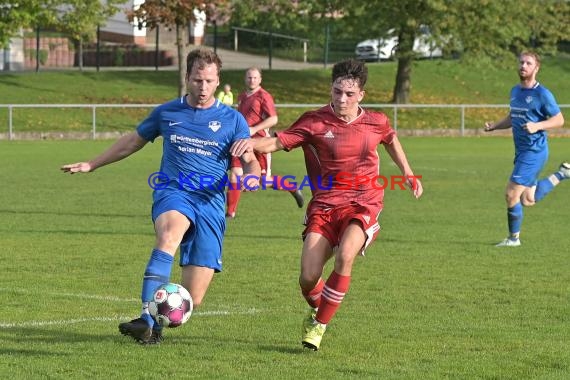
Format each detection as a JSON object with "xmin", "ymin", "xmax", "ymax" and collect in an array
[{"xmin": 518, "ymin": 69, "xmax": 536, "ymax": 82}]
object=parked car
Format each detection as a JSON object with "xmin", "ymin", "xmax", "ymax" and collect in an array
[{"xmin": 355, "ymin": 26, "xmax": 443, "ymax": 61}]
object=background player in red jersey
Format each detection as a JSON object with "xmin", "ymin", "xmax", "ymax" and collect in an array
[
  {"xmin": 232, "ymin": 59, "xmax": 423, "ymax": 351},
  {"xmin": 226, "ymin": 67, "xmax": 304, "ymax": 218}
]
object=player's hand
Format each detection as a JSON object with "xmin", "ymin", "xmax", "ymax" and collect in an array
[
  {"xmin": 242, "ymin": 175, "xmax": 260, "ymax": 192},
  {"xmin": 230, "ymin": 139, "xmax": 253, "ymax": 157},
  {"xmin": 60, "ymin": 162, "xmax": 92, "ymax": 174},
  {"xmin": 406, "ymin": 176, "xmax": 423, "ymax": 199},
  {"xmin": 483, "ymin": 122, "xmax": 495, "ymax": 132},
  {"xmin": 522, "ymin": 122, "xmax": 539, "ymax": 134}
]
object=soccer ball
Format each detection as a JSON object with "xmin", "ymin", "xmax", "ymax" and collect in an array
[{"xmin": 149, "ymin": 283, "xmax": 193, "ymax": 328}]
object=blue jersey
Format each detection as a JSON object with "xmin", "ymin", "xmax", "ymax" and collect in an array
[
  {"xmin": 137, "ymin": 96, "xmax": 250, "ymax": 211},
  {"xmin": 509, "ymin": 82, "xmax": 560, "ymax": 153}
]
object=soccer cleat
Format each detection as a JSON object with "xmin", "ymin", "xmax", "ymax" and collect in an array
[
  {"xmin": 118, "ymin": 317, "xmax": 152, "ymax": 344},
  {"xmin": 302, "ymin": 308, "xmax": 317, "ymax": 336},
  {"xmin": 302, "ymin": 321, "xmax": 327, "ymax": 351},
  {"xmin": 146, "ymin": 328, "xmax": 164, "ymax": 345},
  {"xmin": 558, "ymin": 162, "xmax": 570, "ymax": 179},
  {"xmin": 291, "ymin": 189, "xmax": 304, "ymax": 208},
  {"xmin": 495, "ymin": 238, "xmax": 521, "ymax": 247}
]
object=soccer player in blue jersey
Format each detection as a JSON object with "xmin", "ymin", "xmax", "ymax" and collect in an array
[
  {"xmin": 61, "ymin": 48, "xmax": 261, "ymax": 343},
  {"xmin": 484, "ymin": 51, "xmax": 568, "ymax": 247}
]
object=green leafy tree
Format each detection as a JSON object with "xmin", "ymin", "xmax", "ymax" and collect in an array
[
  {"xmin": 0, "ymin": 0, "xmax": 59, "ymax": 48},
  {"xmin": 230, "ymin": 0, "xmax": 313, "ymax": 35},
  {"xmin": 345, "ymin": 0, "xmax": 570, "ymax": 104},
  {"xmin": 128, "ymin": 0, "xmax": 230, "ymax": 96},
  {"xmin": 56, "ymin": 0, "xmax": 122, "ymax": 71}
]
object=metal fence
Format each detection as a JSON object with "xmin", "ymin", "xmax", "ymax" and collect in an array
[{"xmin": 1, "ymin": 103, "xmax": 569, "ymax": 140}]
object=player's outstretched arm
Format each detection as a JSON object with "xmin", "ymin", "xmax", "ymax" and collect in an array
[
  {"xmin": 484, "ymin": 115, "xmax": 512, "ymax": 132},
  {"xmin": 383, "ymin": 136, "xmax": 423, "ymax": 199},
  {"xmin": 249, "ymin": 115, "xmax": 278, "ymax": 136},
  {"xmin": 239, "ymin": 148, "xmax": 261, "ymax": 191},
  {"xmin": 61, "ymin": 132, "xmax": 148, "ymax": 174},
  {"xmin": 230, "ymin": 136, "xmax": 284, "ymax": 156},
  {"xmin": 253, "ymin": 136, "xmax": 284, "ymax": 153}
]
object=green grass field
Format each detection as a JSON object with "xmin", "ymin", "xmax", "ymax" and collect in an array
[
  {"xmin": 1, "ymin": 55, "xmax": 569, "ymax": 134},
  {"xmin": 1, "ymin": 137, "xmax": 569, "ymax": 379}
]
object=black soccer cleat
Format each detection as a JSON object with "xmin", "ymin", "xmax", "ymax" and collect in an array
[
  {"xmin": 147, "ymin": 328, "xmax": 164, "ymax": 345},
  {"xmin": 118, "ymin": 318, "xmax": 152, "ymax": 344},
  {"xmin": 291, "ymin": 189, "xmax": 304, "ymax": 208}
]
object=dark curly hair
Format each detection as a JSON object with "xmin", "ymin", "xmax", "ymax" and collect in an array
[{"xmin": 331, "ymin": 59, "xmax": 368, "ymax": 89}]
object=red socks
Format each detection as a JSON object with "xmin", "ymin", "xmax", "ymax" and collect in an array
[
  {"xmin": 226, "ymin": 186, "xmax": 241, "ymax": 216},
  {"xmin": 302, "ymin": 278, "xmax": 325, "ymax": 309},
  {"xmin": 315, "ymin": 271, "xmax": 351, "ymax": 325}
]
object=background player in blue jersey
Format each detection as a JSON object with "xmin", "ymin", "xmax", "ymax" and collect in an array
[
  {"xmin": 61, "ymin": 48, "xmax": 261, "ymax": 343},
  {"xmin": 484, "ymin": 51, "xmax": 568, "ymax": 247}
]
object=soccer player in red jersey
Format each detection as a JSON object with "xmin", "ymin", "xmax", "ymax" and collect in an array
[
  {"xmin": 226, "ymin": 67, "xmax": 304, "ymax": 218},
  {"xmin": 232, "ymin": 59, "xmax": 423, "ymax": 350}
]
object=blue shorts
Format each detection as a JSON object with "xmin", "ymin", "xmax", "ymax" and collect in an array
[
  {"xmin": 152, "ymin": 189, "xmax": 225, "ymax": 272},
  {"xmin": 510, "ymin": 149, "xmax": 548, "ymax": 187}
]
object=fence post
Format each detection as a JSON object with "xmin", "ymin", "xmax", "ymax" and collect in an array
[
  {"xmin": 234, "ymin": 29, "xmax": 238, "ymax": 51},
  {"xmin": 96, "ymin": 25, "xmax": 101, "ymax": 72},
  {"xmin": 35, "ymin": 26, "xmax": 40, "ymax": 73},
  {"xmin": 393, "ymin": 105, "xmax": 398, "ymax": 131},
  {"xmin": 460, "ymin": 105, "xmax": 465, "ymax": 136},
  {"xmin": 268, "ymin": 30, "xmax": 273, "ymax": 70},
  {"xmin": 8, "ymin": 105, "xmax": 13, "ymax": 140},
  {"xmin": 92, "ymin": 106, "xmax": 96, "ymax": 139},
  {"xmin": 155, "ymin": 26, "xmax": 160, "ymax": 71},
  {"xmin": 303, "ymin": 41, "xmax": 307, "ymax": 63},
  {"xmin": 323, "ymin": 23, "xmax": 330, "ymax": 68}
]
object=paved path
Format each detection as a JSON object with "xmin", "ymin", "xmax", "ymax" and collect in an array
[
  {"xmin": 211, "ymin": 47, "xmax": 323, "ymax": 70},
  {"xmin": 36, "ymin": 46, "xmax": 324, "ymax": 72}
]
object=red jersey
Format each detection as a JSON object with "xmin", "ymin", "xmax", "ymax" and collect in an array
[
  {"xmin": 277, "ymin": 104, "xmax": 395, "ymax": 211},
  {"xmin": 237, "ymin": 87, "xmax": 277, "ymax": 139}
]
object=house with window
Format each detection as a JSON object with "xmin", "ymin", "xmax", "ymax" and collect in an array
[{"xmin": 1, "ymin": 0, "xmax": 151, "ymax": 71}]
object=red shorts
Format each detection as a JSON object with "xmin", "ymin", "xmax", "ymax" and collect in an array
[
  {"xmin": 303, "ymin": 203, "xmax": 382, "ymax": 254},
  {"xmin": 231, "ymin": 152, "xmax": 268, "ymax": 175}
]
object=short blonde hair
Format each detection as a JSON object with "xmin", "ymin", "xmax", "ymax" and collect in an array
[{"xmin": 520, "ymin": 51, "xmax": 541, "ymax": 67}]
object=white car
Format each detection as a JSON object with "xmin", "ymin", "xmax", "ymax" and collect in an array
[{"xmin": 355, "ymin": 27, "xmax": 443, "ymax": 61}]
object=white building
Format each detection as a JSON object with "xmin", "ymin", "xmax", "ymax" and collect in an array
[
  {"xmin": 1, "ymin": 33, "xmax": 25, "ymax": 71},
  {"xmin": 99, "ymin": 0, "xmax": 147, "ymax": 44},
  {"xmin": 0, "ymin": 0, "xmax": 148, "ymax": 71}
]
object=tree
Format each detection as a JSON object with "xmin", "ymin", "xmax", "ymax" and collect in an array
[
  {"xmin": 0, "ymin": 0, "xmax": 59, "ymax": 49},
  {"xmin": 230, "ymin": 0, "xmax": 313, "ymax": 35},
  {"xmin": 128, "ymin": 0, "xmax": 230, "ymax": 96},
  {"xmin": 55, "ymin": 0, "xmax": 122, "ymax": 71},
  {"xmin": 345, "ymin": 0, "xmax": 570, "ymax": 104}
]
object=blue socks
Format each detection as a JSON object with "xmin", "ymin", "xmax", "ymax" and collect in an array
[
  {"xmin": 507, "ymin": 203, "xmax": 523, "ymax": 237},
  {"xmin": 141, "ymin": 248, "xmax": 173, "ymax": 328},
  {"xmin": 534, "ymin": 178, "xmax": 555, "ymax": 202},
  {"xmin": 535, "ymin": 169, "xmax": 567, "ymax": 202},
  {"xmin": 505, "ymin": 168, "xmax": 567, "ymax": 239},
  {"xmin": 554, "ymin": 171, "xmax": 566, "ymax": 182}
]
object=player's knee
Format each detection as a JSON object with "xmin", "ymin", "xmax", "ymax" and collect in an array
[
  {"xmin": 299, "ymin": 273, "xmax": 320, "ymax": 290},
  {"xmin": 334, "ymin": 252, "xmax": 356, "ymax": 272},
  {"xmin": 521, "ymin": 198, "xmax": 535, "ymax": 207},
  {"xmin": 155, "ymin": 232, "xmax": 183, "ymax": 252}
]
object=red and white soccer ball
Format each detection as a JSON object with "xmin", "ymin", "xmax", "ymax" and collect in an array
[{"xmin": 149, "ymin": 283, "xmax": 193, "ymax": 328}]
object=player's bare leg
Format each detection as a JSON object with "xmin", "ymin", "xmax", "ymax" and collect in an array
[
  {"xmin": 181, "ymin": 265, "xmax": 215, "ymax": 308},
  {"xmin": 299, "ymin": 233, "xmax": 332, "ymax": 350},
  {"xmin": 496, "ymin": 182, "xmax": 526, "ymax": 247},
  {"xmin": 119, "ymin": 211, "xmax": 189, "ymax": 344}
]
